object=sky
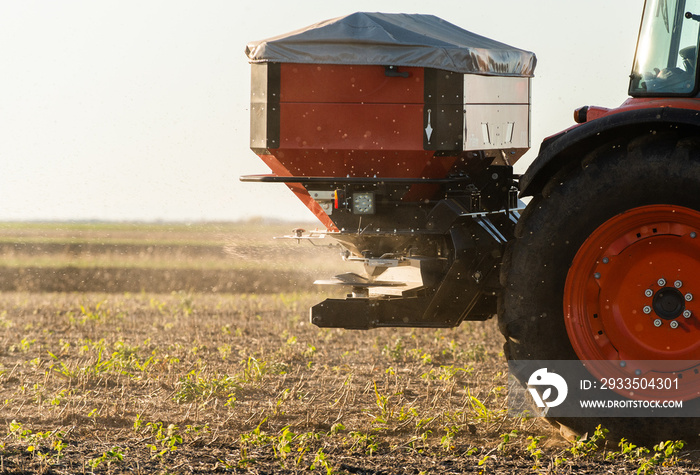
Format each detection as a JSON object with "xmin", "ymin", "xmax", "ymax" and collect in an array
[{"xmin": 0, "ymin": 0, "xmax": 641, "ymax": 223}]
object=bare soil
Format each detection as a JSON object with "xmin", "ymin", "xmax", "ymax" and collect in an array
[
  {"xmin": 0, "ymin": 223, "xmax": 696, "ymax": 474},
  {"xmin": 0, "ymin": 266, "xmax": 317, "ymax": 294}
]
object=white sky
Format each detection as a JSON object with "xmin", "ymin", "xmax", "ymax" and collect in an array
[{"xmin": 0, "ymin": 0, "xmax": 640, "ymax": 223}]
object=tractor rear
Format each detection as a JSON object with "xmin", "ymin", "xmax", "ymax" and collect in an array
[{"xmin": 243, "ymin": 3, "xmax": 700, "ymax": 443}]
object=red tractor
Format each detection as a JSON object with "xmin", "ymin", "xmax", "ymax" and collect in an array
[{"xmin": 243, "ymin": 2, "xmax": 699, "ymax": 442}]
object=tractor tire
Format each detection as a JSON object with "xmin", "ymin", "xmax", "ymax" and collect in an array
[{"xmin": 499, "ymin": 132, "xmax": 700, "ymax": 444}]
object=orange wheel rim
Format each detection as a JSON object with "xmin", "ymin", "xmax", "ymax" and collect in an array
[{"xmin": 564, "ymin": 205, "xmax": 700, "ymax": 400}]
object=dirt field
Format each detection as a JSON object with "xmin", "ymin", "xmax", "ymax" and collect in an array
[{"xmin": 0, "ymin": 222, "xmax": 697, "ymax": 474}]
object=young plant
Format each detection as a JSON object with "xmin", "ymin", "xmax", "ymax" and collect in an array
[
  {"xmin": 310, "ymin": 448, "xmax": 332, "ymax": 475},
  {"xmin": 240, "ymin": 417, "xmax": 272, "ymax": 447},
  {"xmin": 440, "ymin": 425, "xmax": 459, "ymax": 452},
  {"xmin": 371, "ymin": 382, "xmax": 394, "ymax": 426},
  {"xmin": 172, "ymin": 370, "xmax": 240, "ymax": 403},
  {"xmin": 145, "ymin": 422, "xmax": 182, "ymax": 459},
  {"xmin": 497, "ymin": 429, "xmax": 518, "ymax": 454},
  {"xmin": 79, "ymin": 300, "xmax": 109, "ymax": 322},
  {"xmin": 88, "ymin": 447, "xmax": 124, "ymax": 469},
  {"xmin": 467, "ymin": 390, "xmax": 502, "ymax": 424},
  {"xmin": 382, "ymin": 337, "xmax": 404, "ymax": 361},
  {"xmin": 273, "ymin": 426, "xmax": 296, "ymax": 459},
  {"xmin": 526, "ymin": 435, "xmax": 544, "ymax": 469},
  {"xmin": 569, "ymin": 424, "xmax": 608, "ymax": 458},
  {"xmin": 637, "ymin": 440, "xmax": 686, "ymax": 475},
  {"xmin": 349, "ymin": 431, "xmax": 378, "ymax": 456}
]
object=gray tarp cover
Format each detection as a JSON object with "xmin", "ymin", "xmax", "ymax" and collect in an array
[{"xmin": 245, "ymin": 12, "xmax": 536, "ymax": 77}]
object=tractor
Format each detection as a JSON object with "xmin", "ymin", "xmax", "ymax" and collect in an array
[{"xmin": 243, "ymin": 1, "xmax": 699, "ymax": 442}]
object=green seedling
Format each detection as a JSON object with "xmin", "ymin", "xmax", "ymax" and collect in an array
[
  {"xmin": 440, "ymin": 425, "xmax": 459, "ymax": 452},
  {"xmin": 240, "ymin": 417, "xmax": 272, "ymax": 447},
  {"xmin": 241, "ymin": 357, "xmax": 268, "ymax": 382},
  {"xmin": 19, "ymin": 337, "xmax": 35, "ymax": 353},
  {"xmin": 8, "ymin": 422, "xmax": 66, "ymax": 463},
  {"xmin": 637, "ymin": 440, "xmax": 685, "ymax": 475},
  {"xmin": 497, "ymin": 429, "xmax": 518, "ymax": 454},
  {"xmin": 421, "ymin": 364, "xmax": 473, "ymax": 381},
  {"xmin": 569, "ymin": 424, "xmax": 608, "ymax": 458},
  {"xmin": 526, "ymin": 435, "xmax": 544, "ymax": 461},
  {"xmin": 606, "ymin": 437, "xmax": 649, "ymax": 461},
  {"xmin": 274, "ymin": 388, "xmax": 291, "ymax": 415},
  {"xmin": 145, "ymin": 422, "xmax": 182, "ymax": 458},
  {"xmin": 397, "ymin": 405, "xmax": 419, "ymax": 422},
  {"xmin": 467, "ymin": 390, "xmax": 502, "ymax": 423},
  {"xmin": 382, "ymin": 337, "xmax": 404, "ymax": 361},
  {"xmin": 149, "ymin": 297, "xmax": 167, "ymax": 314},
  {"xmin": 310, "ymin": 448, "xmax": 332, "ymax": 475},
  {"xmin": 217, "ymin": 344, "xmax": 232, "ymax": 361},
  {"xmin": 79, "ymin": 301, "xmax": 106, "ymax": 321},
  {"xmin": 371, "ymin": 381, "xmax": 394, "ymax": 425},
  {"xmin": 330, "ymin": 422, "xmax": 345, "ymax": 435},
  {"xmin": 50, "ymin": 389, "xmax": 69, "ymax": 406},
  {"xmin": 464, "ymin": 343, "xmax": 487, "ymax": 362},
  {"xmin": 273, "ymin": 426, "xmax": 295, "ymax": 459},
  {"xmin": 407, "ymin": 348, "xmax": 432, "ymax": 365},
  {"xmin": 349, "ymin": 431, "xmax": 378, "ymax": 456},
  {"xmin": 407, "ymin": 429, "xmax": 432, "ymax": 453},
  {"xmin": 88, "ymin": 447, "xmax": 124, "ymax": 469},
  {"xmin": 133, "ymin": 414, "xmax": 143, "ymax": 432},
  {"xmin": 172, "ymin": 370, "xmax": 240, "ymax": 403},
  {"xmin": 174, "ymin": 291, "xmax": 195, "ymax": 316}
]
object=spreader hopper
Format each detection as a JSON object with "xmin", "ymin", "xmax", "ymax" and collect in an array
[{"xmin": 242, "ymin": 12, "xmax": 535, "ymax": 327}]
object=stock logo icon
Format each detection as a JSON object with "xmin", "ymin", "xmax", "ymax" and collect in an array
[{"xmin": 527, "ymin": 368, "xmax": 568, "ymax": 408}]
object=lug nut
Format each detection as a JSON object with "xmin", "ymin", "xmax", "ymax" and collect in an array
[
  {"xmin": 594, "ymin": 272, "xmax": 601, "ymax": 279},
  {"xmin": 691, "ymin": 232, "xmax": 697, "ymax": 238},
  {"xmin": 654, "ymin": 319, "xmax": 663, "ymax": 327},
  {"xmin": 686, "ymin": 293, "xmax": 694, "ymax": 302},
  {"xmin": 643, "ymin": 306, "xmax": 652, "ymax": 314},
  {"xmin": 645, "ymin": 289, "xmax": 654, "ymax": 297},
  {"xmin": 670, "ymin": 320, "xmax": 679, "ymax": 329},
  {"xmin": 674, "ymin": 280, "xmax": 683, "ymax": 288},
  {"xmin": 602, "ymin": 257, "xmax": 609, "ymax": 264},
  {"xmin": 658, "ymin": 278, "xmax": 666, "ymax": 287},
  {"xmin": 683, "ymin": 309, "xmax": 692, "ymax": 318}
]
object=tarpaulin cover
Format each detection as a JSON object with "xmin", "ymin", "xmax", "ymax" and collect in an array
[{"xmin": 245, "ymin": 12, "xmax": 536, "ymax": 77}]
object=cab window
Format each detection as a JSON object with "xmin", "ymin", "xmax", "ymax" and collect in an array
[{"xmin": 630, "ymin": 0, "xmax": 700, "ymax": 95}]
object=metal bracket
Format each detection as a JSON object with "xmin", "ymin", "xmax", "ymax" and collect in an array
[
  {"xmin": 273, "ymin": 228, "xmax": 333, "ymax": 244},
  {"xmin": 240, "ymin": 174, "xmax": 471, "ymax": 185},
  {"xmin": 474, "ymin": 216, "xmax": 508, "ymax": 244},
  {"xmin": 384, "ymin": 65, "xmax": 409, "ymax": 78}
]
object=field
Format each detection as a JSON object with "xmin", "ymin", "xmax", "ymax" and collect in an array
[{"xmin": 0, "ymin": 221, "xmax": 697, "ymax": 474}]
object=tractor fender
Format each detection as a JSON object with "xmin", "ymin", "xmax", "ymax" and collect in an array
[{"xmin": 520, "ymin": 107, "xmax": 700, "ymax": 197}]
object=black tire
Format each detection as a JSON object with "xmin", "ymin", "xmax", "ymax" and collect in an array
[{"xmin": 499, "ymin": 132, "xmax": 700, "ymax": 444}]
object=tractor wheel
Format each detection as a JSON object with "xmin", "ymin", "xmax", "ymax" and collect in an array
[{"xmin": 499, "ymin": 133, "xmax": 700, "ymax": 444}]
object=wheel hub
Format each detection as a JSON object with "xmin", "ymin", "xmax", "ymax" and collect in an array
[
  {"xmin": 652, "ymin": 287, "xmax": 685, "ymax": 320},
  {"xmin": 564, "ymin": 205, "xmax": 700, "ymax": 400}
]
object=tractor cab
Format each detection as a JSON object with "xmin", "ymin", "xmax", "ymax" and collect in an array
[{"xmin": 630, "ymin": 0, "xmax": 700, "ymax": 95}]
